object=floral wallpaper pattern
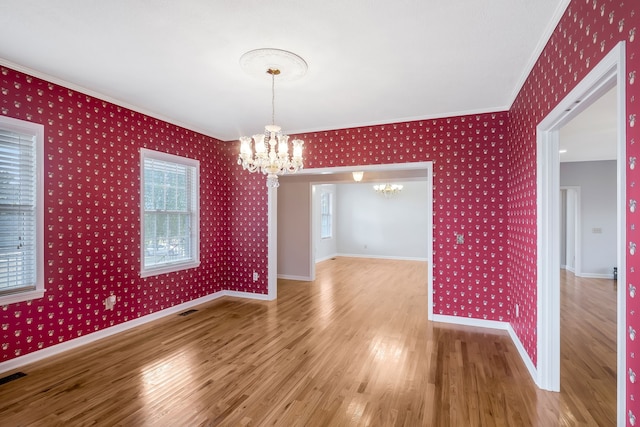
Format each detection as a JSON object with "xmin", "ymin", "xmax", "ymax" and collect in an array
[
  {"xmin": 0, "ymin": 68, "xmax": 235, "ymax": 361},
  {"xmin": 508, "ymin": 0, "xmax": 638, "ymax": 423},
  {"xmin": 1, "ymin": 0, "xmax": 640, "ymax": 422}
]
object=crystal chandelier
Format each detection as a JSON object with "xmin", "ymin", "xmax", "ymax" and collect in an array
[
  {"xmin": 373, "ymin": 183, "xmax": 403, "ymax": 198},
  {"xmin": 238, "ymin": 68, "xmax": 304, "ymax": 188}
]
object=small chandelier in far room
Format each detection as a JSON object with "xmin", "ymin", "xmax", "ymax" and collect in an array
[
  {"xmin": 373, "ymin": 183, "xmax": 403, "ymax": 198},
  {"xmin": 237, "ymin": 49, "xmax": 307, "ymax": 188}
]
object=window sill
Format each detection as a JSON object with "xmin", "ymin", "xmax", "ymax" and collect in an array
[
  {"xmin": 141, "ymin": 260, "xmax": 200, "ymax": 278},
  {"xmin": 0, "ymin": 289, "xmax": 45, "ymax": 306}
]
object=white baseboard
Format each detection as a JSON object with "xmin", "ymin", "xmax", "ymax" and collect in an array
[
  {"xmin": 222, "ymin": 290, "xmax": 274, "ymax": 301},
  {"xmin": 0, "ymin": 289, "xmax": 271, "ymax": 375},
  {"xmin": 507, "ymin": 324, "xmax": 538, "ymax": 384},
  {"xmin": 565, "ymin": 265, "xmax": 576, "ymax": 273},
  {"xmin": 337, "ymin": 253, "xmax": 428, "ymax": 262},
  {"xmin": 276, "ymin": 274, "xmax": 313, "ymax": 281},
  {"xmin": 578, "ymin": 272, "xmax": 615, "ymax": 279},
  {"xmin": 315, "ymin": 254, "xmax": 339, "ymax": 263},
  {"xmin": 432, "ymin": 314, "xmax": 539, "ymax": 385},
  {"xmin": 431, "ymin": 314, "xmax": 509, "ymax": 330}
]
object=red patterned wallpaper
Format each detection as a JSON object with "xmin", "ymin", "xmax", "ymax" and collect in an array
[
  {"xmin": 507, "ymin": 0, "xmax": 639, "ymax": 423},
  {"xmin": 0, "ymin": 67, "xmax": 234, "ymax": 362},
  {"xmin": 296, "ymin": 113, "xmax": 510, "ymax": 320},
  {"xmin": 2, "ymin": 1, "xmax": 639, "ymax": 420}
]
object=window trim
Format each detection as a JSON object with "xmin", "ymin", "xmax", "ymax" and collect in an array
[
  {"xmin": 140, "ymin": 148, "xmax": 200, "ymax": 278},
  {"xmin": 320, "ymin": 191, "xmax": 333, "ymax": 240},
  {"xmin": 0, "ymin": 116, "xmax": 45, "ymax": 305}
]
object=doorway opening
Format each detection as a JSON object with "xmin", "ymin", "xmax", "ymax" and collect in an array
[
  {"xmin": 270, "ymin": 162, "xmax": 434, "ymax": 317},
  {"xmin": 536, "ymin": 41, "xmax": 626, "ymax": 424}
]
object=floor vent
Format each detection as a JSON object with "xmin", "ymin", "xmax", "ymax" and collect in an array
[
  {"xmin": 179, "ymin": 309, "xmax": 198, "ymax": 316},
  {"xmin": 0, "ymin": 372, "xmax": 27, "ymax": 386}
]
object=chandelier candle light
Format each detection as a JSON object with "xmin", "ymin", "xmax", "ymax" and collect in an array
[
  {"xmin": 237, "ymin": 49, "xmax": 307, "ymax": 188},
  {"xmin": 374, "ymin": 183, "xmax": 403, "ymax": 198}
]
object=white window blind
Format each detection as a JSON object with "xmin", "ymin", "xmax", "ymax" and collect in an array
[
  {"xmin": 0, "ymin": 121, "xmax": 42, "ymax": 301},
  {"xmin": 141, "ymin": 149, "xmax": 199, "ymax": 277}
]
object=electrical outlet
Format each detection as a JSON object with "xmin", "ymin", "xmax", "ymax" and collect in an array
[
  {"xmin": 456, "ymin": 234, "xmax": 464, "ymax": 245},
  {"xmin": 105, "ymin": 295, "xmax": 116, "ymax": 311},
  {"xmin": 253, "ymin": 271, "xmax": 259, "ymax": 282}
]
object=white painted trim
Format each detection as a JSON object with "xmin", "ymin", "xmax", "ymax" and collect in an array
[
  {"xmin": 507, "ymin": 324, "xmax": 538, "ymax": 382},
  {"xmin": 336, "ymin": 253, "xmax": 429, "ymax": 262},
  {"xmin": 579, "ymin": 273, "xmax": 616, "ymax": 280},
  {"xmin": 507, "ymin": 0, "xmax": 571, "ymax": 107},
  {"xmin": 276, "ymin": 274, "xmax": 313, "ymax": 281},
  {"xmin": 432, "ymin": 314, "xmax": 508, "ymax": 330},
  {"xmin": 222, "ymin": 290, "xmax": 274, "ymax": 301},
  {"xmin": 267, "ymin": 186, "xmax": 277, "ymax": 300},
  {"xmin": 271, "ymin": 162, "xmax": 434, "ymax": 321},
  {"xmin": 0, "ymin": 290, "xmax": 225, "ymax": 374},
  {"xmin": 0, "ymin": 116, "xmax": 45, "ymax": 307},
  {"xmin": 297, "ymin": 162, "xmax": 432, "ymax": 175},
  {"xmin": 432, "ymin": 315, "xmax": 539, "ymax": 380},
  {"xmin": 536, "ymin": 41, "xmax": 626, "ymax": 425},
  {"xmin": 0, "ymin": 58, "xmax": 219, "ymax": 141},
  {"xmin": 0, "ymin": 288, "xmax": 277, "ymax": 374},
  {"xmin": 315, "ymin": 254, "xmax": 339, "ymax": 263},
  {"xmin": 139, "ymin": 148, "xmax": 201, "ymax": 278}
]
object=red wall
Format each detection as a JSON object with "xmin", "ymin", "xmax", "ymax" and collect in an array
[
  {"xmin": 3, "ymin": 0, "xmax": 640, "ymax": 420},
  {"xmin": 296, "ymin": 114, "xmax": 510, "ymax": 320},
  {"xmin": 0, "ymin": 67, "xmax": 237, "ymax": 362},
  {"xmin": 507, "ymin": 0, "xmax": 639, "ymax": 422}
]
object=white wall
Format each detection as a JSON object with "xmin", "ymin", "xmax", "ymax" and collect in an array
[
  {"xmin": 560, "ymin": 160, "xmax": 616, "ymax": 278},
  {"xmin": 277, "ymin": 178, "xmax": 430, "ymax": 280},
  {"xmin": 336, "ymin": 181, "xmax": 429, "ymax": 260}
]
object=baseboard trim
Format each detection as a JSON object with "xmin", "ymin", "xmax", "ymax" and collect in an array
[
  {"xmin": 222, "ymin": 290, "xmax": 274, "ymax": 301},
  {"xmin": 432, "ymin": 314, "xmax": 539, "ymax": 385},
  {"xmin": 431, "ymin": 314, "xmax": 509, "ymax": 330},
  {"xmin": 337, "ymin": 253, "xmax": 428, "ymax": 262},
  {"xmin": 578, "ymin": 272, "xmax": 615, "ymax": 279},
  {"xmin": 507, "ymin": 324, "xmax": 538, "ymax": 384},
  {"xmin": 315, "ymin": 254, "xmax": 339, "ymax": 263},
  {"xmin": 0, "ymin": 289, "xmax": 272, "ymax": 375},
  {"xmin": 276, "ymin": 274, "xmax": 313, "ymax": 281}
]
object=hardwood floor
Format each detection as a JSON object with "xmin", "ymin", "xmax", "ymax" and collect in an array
[{"xmin": 0, "ymin": 258, "xmax": 616, "ymax": 426}]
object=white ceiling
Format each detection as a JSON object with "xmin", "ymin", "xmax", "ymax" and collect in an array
[
  {"xmin": 0, "ymin": 1, "xmax": 571, "ymax": 142},
  {"xmin": 559, "ymin": 86, "xmax": 618, "ymax": 163}
]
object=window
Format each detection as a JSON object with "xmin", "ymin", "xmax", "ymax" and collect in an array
[
  {"xmin": 0, "ymin": 116, "xmax": 44, "ymax": 305},
  {"xmin": 320, "ymin": 192, "xmax": 332, "ymax": 239},
  {"xmin": 140, "ymin": 149, "xmax": 199, "ymax": 277}
]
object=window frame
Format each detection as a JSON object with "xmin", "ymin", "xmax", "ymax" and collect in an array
[
  {"xmin": 0, "ymin": 116, "xmax": 45, "ymax": 306},
  {"xmin": 320, "ymin": 191, "xmax": 333, "ymax": 240},
  {"xmin": 140, "ymin": 148, "xmax": 200, "ymax": 278}
]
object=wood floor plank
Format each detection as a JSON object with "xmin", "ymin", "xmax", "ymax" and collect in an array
[{"xmin": 0, "ymin": 258, "xmax": 616, "ymax": 426}]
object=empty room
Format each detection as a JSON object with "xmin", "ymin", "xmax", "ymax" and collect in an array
[{"xmin": 0, "ymin": 1, "xmax": 639, "ymax": 425}]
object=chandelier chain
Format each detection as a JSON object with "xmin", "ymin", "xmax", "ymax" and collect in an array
[{"xmin": 271, "ymin": 72, "xmax": 275, "ymax": 126}]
